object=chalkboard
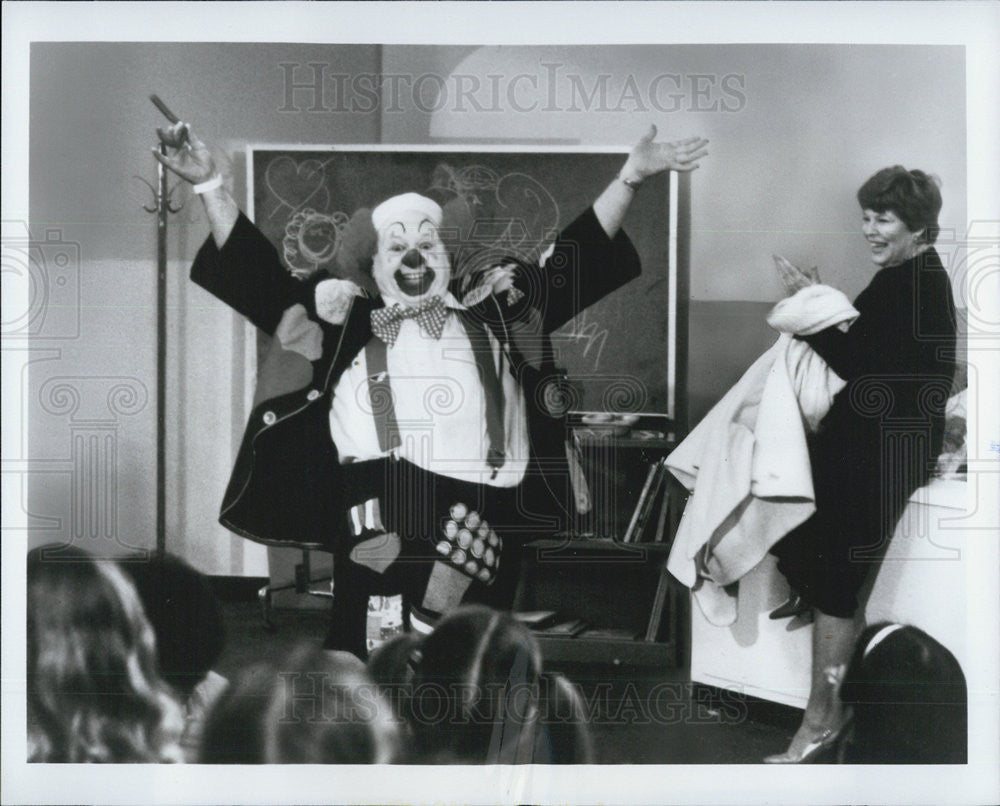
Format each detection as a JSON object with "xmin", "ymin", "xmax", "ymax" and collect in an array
[{"xmin": 248, "ymin": 146, "xmax": 687, "ymax": 419}]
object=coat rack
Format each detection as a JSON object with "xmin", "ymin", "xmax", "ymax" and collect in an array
[{"xmin": 136, "ymin": 145, "xmax": 183, "ymax": 557}]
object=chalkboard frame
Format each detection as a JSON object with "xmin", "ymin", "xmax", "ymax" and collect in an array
[{"xmin": 246, "ymin": 144, "xmax": 688, "ymax": 429}]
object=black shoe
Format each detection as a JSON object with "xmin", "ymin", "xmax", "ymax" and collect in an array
[
  {"xmin": 323, "ymin": 621, "xmax": 368, "ymax": 659},
  {"xmin": 769, "ymin": 592, "xmax": 811, "ymax": 620}
]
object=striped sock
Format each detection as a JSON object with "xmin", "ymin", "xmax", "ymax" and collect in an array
[{"xmin": 409, "ymin": 605, "xmax": 439, "ymax": 635}]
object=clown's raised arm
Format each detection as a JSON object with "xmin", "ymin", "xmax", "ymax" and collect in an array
[
  {"xmin": 154, "ymin": 121, "xmax": 707, "ymax": 335},
  {"xmin": 154, "ymin": 119, "xmax": 707, "ymax": 652},
  {"xmin": 153, "ymin": 122, "xmax": 240, "ymax": 248},
  {"xmin": 593, "ymin": 125, "xmax": 707, "ymax": 238}
]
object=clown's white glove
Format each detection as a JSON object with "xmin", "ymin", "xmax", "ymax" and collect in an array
[
  {"xmin": 464, "ymin": 262, "xmax": 524, "ymax": 307},
  {"xmin": 153, "ymin": 121, "xmax": 217, "ymax": 185},
  {"xmin": 315, "ymin": 278, "xmax": 364, "ymax": 325},
  {"xmin": 482, "ymin": 263, "xmax": 517, "ymax": 294}
]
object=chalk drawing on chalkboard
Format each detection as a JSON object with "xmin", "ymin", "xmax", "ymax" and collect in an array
[
  {"xmin": 249, "ymin": 146, "xmax": 686, "ymax": 420},
  {"xmin": 431, "ymin": 162, "xmax": 562, "ymax": 275},
  {"xmin": 429, "ymin": 163, "xmax": 498, "ymax": 203},
  {"xmin": 263, "ymin": 155, "xmax": 565, "ymax": 283},
  {"xmin": 282, "ymin": 209, "xmax": 351, "ymax": 279},
  {"xmin": 263, "ymin": 156, "xmax": 337, "ymax": 218},
  {"xmin": 263, "ymin": 155, "xmax": 349, "ymax": 278},
  {"xmin": 559, "ymin": 309, "xmax": 609, "ymax": 370}
]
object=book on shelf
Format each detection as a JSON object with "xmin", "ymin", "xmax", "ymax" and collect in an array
[
  {"xmin": 645, "ymin": 566, "xmax": 671, "ymax": 642},
  {"xmin": 514, "ymin": 610, "xmax": 560, "ymax": 630},
  {"xmin": 620, "ymin": 460, "xmax": 656, "ymax": 543},
  {"xmin": 551, "ymin": 531, "xmax": 607, "ymax": 541},
  {"xmin": 649, "ymin": 482, "xmax": 671, "ymax": 544},
  {"xmin": 622, "ymin": 457, "xmax": 667, "ymax": 543},
  {"xmin": 539, "ymin": 532, "xmax": 623, "ymax": 548},
  {"xmin": 579, "ymin": 627, "xmax": 642, "ymax": 641},
  {"xmin": 542, "ymin": 618, "xmax": 590, "ymax": 637},
  {"xmin": 637, "ymin": 467, "xmax": 668, "ymax": 543}
]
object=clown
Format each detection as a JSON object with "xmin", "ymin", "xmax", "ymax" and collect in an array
[{"xmin": 155, "ymin": 119, "xmax": 707, "ymax": 655}]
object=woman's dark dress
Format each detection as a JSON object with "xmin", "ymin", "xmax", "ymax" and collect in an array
[{"xmin": 771, "ymin": 248, "xmax": 957, "ymax": 617}]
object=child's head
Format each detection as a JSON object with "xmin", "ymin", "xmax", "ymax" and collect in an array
[
  {"xmin": 536, "ymin": 673, "xmax": 594, "ymax": 764},
  {"xmin": 27, "ymin": 544, "xmax": 183, "ymax": 762},
  {"xmin": 408, "ymin": 605, "xmax": 544, "ymax": 763},
  {"xmin": 367, "ymin": 632, "xmax": 423, "ymax": 726},
  {"xmin": 201, "ymin": 644, "xmax": 400, "ymax": 764},
  {"xmin": 118, "ymin": 552, "xmax": 226, "ymax": 699},
  {"xmin": 839, "ymin": 622, "xmax": 967, "ymax": 763}
]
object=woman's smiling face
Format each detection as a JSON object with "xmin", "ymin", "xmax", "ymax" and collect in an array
[{"xmin": 861, "ymin": 208, "xmax": 925, "ymax": 268}]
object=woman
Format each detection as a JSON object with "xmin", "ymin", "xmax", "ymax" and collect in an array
[
  {"xmin": 765, "ymin": 166, "xmax": 957, "ymax": 763},
  {"xmin": 27, "ymin": 545, "xmax": 184, "ymax": 762}
]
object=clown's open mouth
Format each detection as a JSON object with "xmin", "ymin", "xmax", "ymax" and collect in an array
[{"xmin": 393, "ymin": 267, "xmax": 434, "ymax": 297}]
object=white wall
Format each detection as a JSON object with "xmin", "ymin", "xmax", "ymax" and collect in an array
[
  {"xmin": 27, "ymin": 43, "xmax": 381, "ymax": 574},
  {"xmin": 381, "ymin": 44, "xmax": 966, "ymax": 302}
]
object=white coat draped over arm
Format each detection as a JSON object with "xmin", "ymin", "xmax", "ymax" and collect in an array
[{"xmin": 666, "ymin": 285, "xmax": 859, "ymax": 626}]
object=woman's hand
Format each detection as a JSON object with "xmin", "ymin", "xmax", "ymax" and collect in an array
[
  {"xmin": 774, "ymin": 254, "xmax": 821, "ymax": 295},
  {"xmin": 620, "ymin": 125, "xmax": 709, "ymax": 182},
  {"xmin": 152, "ymin": 122, "xmax": 216, "ymax": 184}
]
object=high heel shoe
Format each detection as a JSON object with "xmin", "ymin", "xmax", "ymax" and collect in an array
[
  {"xmin": 763, "ymin": 726, "xmax": 840, "ymax": 763},
  {"xmin": 763, "ymin": 713, "xmax": 851, "ymax": 764},
  {"xmin": 769, "ymin": 591, "xmax": 811, "ymax": 620}
]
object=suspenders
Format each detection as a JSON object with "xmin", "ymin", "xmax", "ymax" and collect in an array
[
  {"xmin": 364, "ymin": 335, "xmax": 402, "ymax": 454},
  {"xmin": 360, "ymin": 299, "xmax": 590, "ymax": 518},
  {"xmin": 365, "ymin": 310, "xmax": 506, "ymax": 474}
]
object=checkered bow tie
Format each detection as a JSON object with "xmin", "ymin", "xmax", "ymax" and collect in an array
[{"xmin": 370, "ymin": 297, "xmax": 449, "ymax": 346}]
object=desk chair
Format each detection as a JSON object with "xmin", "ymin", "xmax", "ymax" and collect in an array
[{"xmin": 257, "ymin": 545, "xmax": 333, "ymax": 627}]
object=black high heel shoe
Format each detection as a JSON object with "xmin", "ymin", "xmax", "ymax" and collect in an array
[{"xmin": 769, "ymin": 591, "xmax": 811, "ymax": 620}]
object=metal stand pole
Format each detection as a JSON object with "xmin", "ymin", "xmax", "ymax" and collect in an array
[
  {"xmin": 156, "ymin": 146, "xmax": 168, "ymax": 558},
  {"xmin": 138, "ymin": 149, "xmax": 182, "ymax": 558}
]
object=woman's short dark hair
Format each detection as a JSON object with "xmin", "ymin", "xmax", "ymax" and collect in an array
[
  {"xmin": 857, "ymin": 166, "xmax": 943, "ymax": 244},
  {"xmin": 839, "ymin": 622, "xmax": 967, "ymax": 764}
]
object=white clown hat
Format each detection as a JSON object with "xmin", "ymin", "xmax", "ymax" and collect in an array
[{"xmin": 371, "ymin": 192, "xmax": 443, "ymax": 232}]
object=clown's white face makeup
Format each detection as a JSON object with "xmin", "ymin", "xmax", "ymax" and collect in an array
[{"xmin": 372, "ymin": 211, "xmax": 451, "ymax": 306}]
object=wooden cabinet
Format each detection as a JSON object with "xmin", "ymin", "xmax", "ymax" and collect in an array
[
  {"xmin": 514, "ymin": 429, "xmax": 689, "ymax": 669},
  {"xmin": 689, "ymin": 478, "xmax": 969, "ymax": 707}
]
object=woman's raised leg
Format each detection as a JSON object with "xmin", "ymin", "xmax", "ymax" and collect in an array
[{"xmin": 765, "ymin": 610, "xmax": 858, "ymax": 763}]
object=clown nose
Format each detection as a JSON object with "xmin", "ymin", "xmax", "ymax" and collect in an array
[{"xmin": 401, "ymin": 248, "xmax": 424, "ymax": 269}]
